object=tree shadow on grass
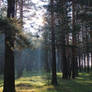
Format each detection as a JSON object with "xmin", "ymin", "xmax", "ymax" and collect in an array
[
  {"xmin": 46, "ymin": 72, "xmax": 92, "ymax": 92},
  {"xmin": 15, "ymin": 72, "xmax": 92, "ymax": 92}
]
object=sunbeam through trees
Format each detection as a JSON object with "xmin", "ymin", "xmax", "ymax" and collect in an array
[{"xmin": 0, "ymin": 0, "xmax": 92, "ymax": 92}]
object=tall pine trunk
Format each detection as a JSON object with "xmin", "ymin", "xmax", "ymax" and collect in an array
[
  {"xmin": 3, "ymin": 34, "xmax": 15, "ymax": 92},
  {"xmin": 50, "ymin": 0, "xmax": 57, "ymax": 85},
  {"xmin": 19, "ymin": 0, "xmax": 23, "ymax": 26},
  {"xmin": 72, "ymin": 0, "xmax": 78, "ymax": 79},
  {"xmin": 91, "ymin": 52, "xmax": 92, "ymax": 70},
  {"xmin": 3, "ymin": 0, "xmax": 16, "ymax": 92}
]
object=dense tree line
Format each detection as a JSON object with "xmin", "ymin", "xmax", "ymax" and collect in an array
[
  {"xmin": 0, "ymin": 0, "xmax": 92, "ymax": 91},
  {"xmin": 42, "ymin": 0, "xmax": 92, "ymax": 83}
]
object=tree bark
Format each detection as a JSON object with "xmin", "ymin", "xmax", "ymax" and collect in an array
[
  {"xmin": 72, "ymin": 0, "xmax": 78, "ymax": 79},
  {"xmin": 3, "ymin": 34, "xmax": 15, "ymax": 92},
  {"xmin": 50, "ymin": 0, "xmax": 57, "ymax": 85},
  {"xmin": 3, "ymin": 0, "xmax": 16, "ymax": 92}
]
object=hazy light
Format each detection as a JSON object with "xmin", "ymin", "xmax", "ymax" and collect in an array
[{"xmin": 23, "ymin": 0, "xmax": 48, "ymax": 35}]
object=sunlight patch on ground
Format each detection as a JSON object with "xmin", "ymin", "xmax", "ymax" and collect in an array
[
  {"xmin": 15, "ymin": 74, "xmax": 49, "ymax": 91},
  {"xmin": 0, "ymin": 72, "xmax": 92, "ymax": 92}
]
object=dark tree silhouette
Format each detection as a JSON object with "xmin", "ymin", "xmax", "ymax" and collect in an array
[
  {"xmin": 50, "ymin": 0, "xmax": 57, "ymax": 85},
  {"xmin": 3, "ymin": 0, "xmax": 16, "ymax": 92}
]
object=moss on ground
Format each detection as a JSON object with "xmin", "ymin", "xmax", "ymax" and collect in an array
[{"xmin": 0, "ymin": 72, "xmax": 92, "ymax": 92}]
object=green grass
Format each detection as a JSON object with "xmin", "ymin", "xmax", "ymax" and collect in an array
[
  {"xmin": 0, "ymin": 75, "xmax": 3, "ymax": 92},
  {"xmin": 0, "ymin": 72, "xmax": 92, "ymax": 92}
]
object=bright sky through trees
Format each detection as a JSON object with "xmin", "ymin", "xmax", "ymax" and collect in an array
[
  {"xmin": 0, "ymin": 0, "xmax": 48, "ymax": 35},
  {"xmin": 23, "ymin": 0, "xmax": 48, "ymax": 35}
]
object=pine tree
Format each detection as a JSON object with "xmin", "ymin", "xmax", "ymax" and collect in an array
[{"xmin": 50, "ymin": 0, "xmax": 57, "ymax": 85}]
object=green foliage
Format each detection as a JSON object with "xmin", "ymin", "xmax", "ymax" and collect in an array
[
  {"xmin": 0, "ymin": 18, "xmax": 32, "ymax": 49},
  {"xmin": 78, "ymin": 12, "xmax": 92, "ymax": 22},
  {"xmin": 77, "ymin": 0, "xmax": 92, "ymax": 6},
  {"xmin": 0, "ymin": 18, "xmax": 17, "ymax": 33}
]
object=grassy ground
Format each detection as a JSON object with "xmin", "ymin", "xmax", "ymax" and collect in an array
[{"xmin": 0, "ymin": 72, "xmax": 92, "ymax": 92}]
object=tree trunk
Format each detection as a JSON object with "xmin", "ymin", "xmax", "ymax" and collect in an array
[
  {"xmin": 91, "ymin": 52, "xmax": 92, "ymax": 70},
  {"xmin": 72, "ymin": 0, "xmax": 78, "ymax": 79},
  {"xmin": 3, "ymin": 35, "xmax": 15, "ymax": 92},
  {"xmin": 87, "ymin": 53, "xmax": 90, "ymax": 72},
  {"xmin": 83, "ymin": 53, "xmax": 86, "ymax": 72},
  {"xmin": 3, "ymin": 0, "xmax": 16, "ymax": 92},
  {"xmin": 19, "ymin": 0, "xmax": 23, "ymax": 26},
  {"xmin": 50, "ymin": 0, "xmax": 57, "ymax": 85}
]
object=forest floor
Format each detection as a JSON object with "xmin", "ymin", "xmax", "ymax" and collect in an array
[{"xmin": 0, "ymin": 72, "xmax": 92, "ymax": 92}]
